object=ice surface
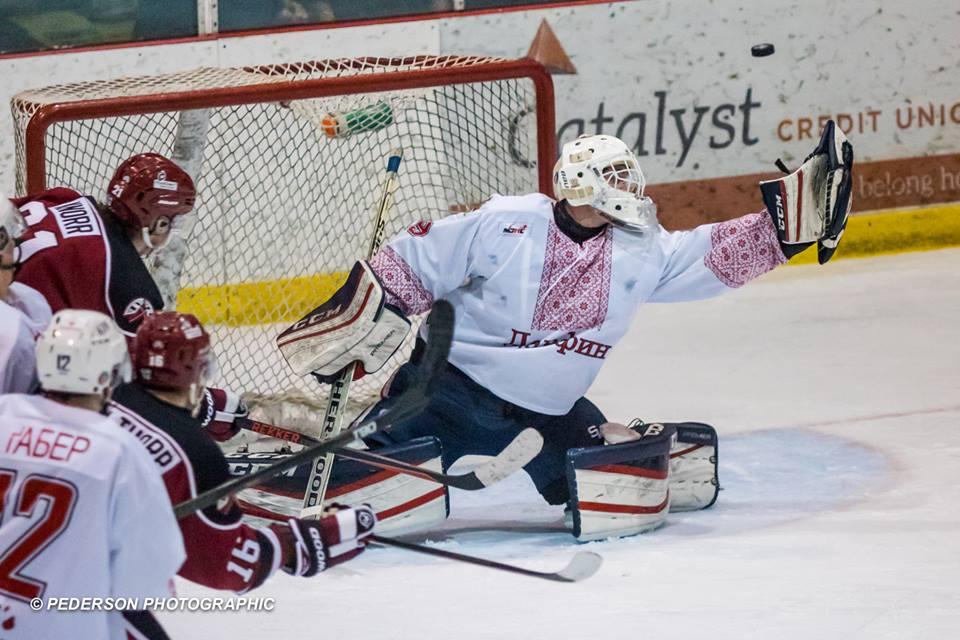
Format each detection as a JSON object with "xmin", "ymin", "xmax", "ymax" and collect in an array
[{"xmin": 160, "ymin": 249, "xmax": 960, "ymax": 639}]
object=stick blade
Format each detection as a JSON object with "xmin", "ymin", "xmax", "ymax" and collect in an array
[
  {"xmin": 472, "ymin": 428, "xmax": 544, "ymax": 487},
  {"xmin": 554, "ymin": 552, "xmax": 603, "ymax": 583}
]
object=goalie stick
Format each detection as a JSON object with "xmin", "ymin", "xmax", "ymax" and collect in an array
[
  {"xmin": 174, "ymin": 300, "xmax": 453, "ymax": 519},
  {"xmin": 242, "ymin": 420, "xmax": 545, "ymax": 491},
  {"xmin": 370, "ymin": 536, "xmax": 603, "ymax": 584},
  {"xmin": 301, "ymin": 148, "xmax": 404, "ymax": 519}
]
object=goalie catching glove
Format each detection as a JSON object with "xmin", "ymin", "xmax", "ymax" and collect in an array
[
  {"xmin": 277, "ymin": 261, "xmax": 410, "ymax": 382},
  {"xmin": 760, "ymin": 119, "xmax": 854, "ymax": 264}
]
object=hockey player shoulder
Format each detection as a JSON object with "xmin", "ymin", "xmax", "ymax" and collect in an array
[
  {"xmin": 480, "ymin": 192, "xmax": 553, "ymax": 215},
  {"xmin": 472, "ymin": 193, "xmax": 554, "ymax": 234}
]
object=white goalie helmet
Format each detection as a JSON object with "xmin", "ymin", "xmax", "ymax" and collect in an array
[
  {"xmin": 553, "ymin": 135, "xmax": 657, "ymax": 232},
  {"xmin": 36, "ymin": 310, "xmax": 132, "ymax": 395}
]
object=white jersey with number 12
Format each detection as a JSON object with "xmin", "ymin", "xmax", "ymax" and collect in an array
[{"xmin": 0, "ymin": 394, "xmax": 185, "ymax": 640}]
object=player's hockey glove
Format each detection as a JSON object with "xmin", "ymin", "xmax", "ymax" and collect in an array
[
  {"xmin": 759, "ymin": 119, "xmax": 854, "ymax": 264},
  {"xmin": 199, "ymin": 387, "xmax": 249, "ymax": 442},
  {"xmin": 269, "ymin": 504, "xmax": 377, "ymax": 576}
]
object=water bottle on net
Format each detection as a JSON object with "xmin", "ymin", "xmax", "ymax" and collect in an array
[{"xmin": 321, "ymin": 101, "xmax": 395, "ymax": 138}]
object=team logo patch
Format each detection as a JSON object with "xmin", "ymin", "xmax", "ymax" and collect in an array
[
  {"xmin": 406, "ymin": 220, "xmax": 433, "ymax": 237},
  {"xmin": 123, "ymin": 298, "xmax": 155, "ymax": 325},
  {"xmin": 501, "ymin": 223, "xmax": 528, "ymax": 236}
]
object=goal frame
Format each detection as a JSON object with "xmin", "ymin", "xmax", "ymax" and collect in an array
[{"xmin": 20, "ymin": 56, "xmax": 557, "ymax": 194}]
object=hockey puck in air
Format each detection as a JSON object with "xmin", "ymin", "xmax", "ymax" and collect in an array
[{"xmin": 751, "ymin": 43, "xmax": 775, "ymax": 57}]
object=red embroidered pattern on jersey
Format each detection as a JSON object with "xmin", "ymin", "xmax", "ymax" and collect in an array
[
  {"xmin": 369, "ymin": 246, "xmax": 434, "ymax": 316},
  {"xmin": 704, "ymin": 211, "xmax": 786, "ymax": 288},
  {"xmin": 531, "ymin": 222, "xmax": 613, "ymax": 331}
]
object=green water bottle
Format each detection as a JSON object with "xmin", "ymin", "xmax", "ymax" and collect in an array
[{"xmin": 321, "ymin": 101, "xmax": 394, "ymax": 138}]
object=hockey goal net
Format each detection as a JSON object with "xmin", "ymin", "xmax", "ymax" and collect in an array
[{"xmin": 13, "ymin": 55, "xmax": 555, "ymax": 431}]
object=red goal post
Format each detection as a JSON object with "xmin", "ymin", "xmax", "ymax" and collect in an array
[{"xmin": 12, "ymin": 55, "xmax": 556, "ymax": 429}]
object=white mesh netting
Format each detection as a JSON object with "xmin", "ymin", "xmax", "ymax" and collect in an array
[{"xmin": 12, "ymin": 56, "xmax": 549, "ymax": 432}]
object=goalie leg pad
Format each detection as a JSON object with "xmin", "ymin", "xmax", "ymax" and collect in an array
[
  {"xmin": 227, "ymin": 436, "xmax": 449, "ymax": 536},
  {"xmin": 323, "ymin": 437, "xmax": 449, "ymax": 536},
  {"xmin": 565, "ymin": 430, "xmax": 673, "ymax": 542},
  {"xmin": 276, "ymin": 261, "xmax": 410, "ymax": 377},
  {"xmin": 668, "ymin": 422, "xmax": 719, "ymax": 512}
]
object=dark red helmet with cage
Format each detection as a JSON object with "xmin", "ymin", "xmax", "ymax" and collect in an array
[
  {"xmin": 132, "ymin": 311, "xmax": 214, "ymax": 391},
  {"xmin": 106, "ymin": 153, "xmax": 196, "ymax": 230}
]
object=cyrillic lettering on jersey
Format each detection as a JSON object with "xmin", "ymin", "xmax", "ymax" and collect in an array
[
  {"xmin": 4, "ymin": 427, "xmax": 91, "ymax": 463},
  {"xmin": 51, "ymin": 197, "xmax": 101, "ymax": 239},
  {"xmin": 503, "ymin": 329, "xmax": 612, "ymax": 360}
]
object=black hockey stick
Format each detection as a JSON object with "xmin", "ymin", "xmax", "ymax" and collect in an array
[
  {"xmin": 174, "ymin": 300, "xmax": 453, "ymax": 519},
  {"xmin": 241, "ymin": 421, "xmax": 544, "ymax": 491},
  {"xmin": 370, "ymin": 536, "xmax": 602, "ymax": 583}
]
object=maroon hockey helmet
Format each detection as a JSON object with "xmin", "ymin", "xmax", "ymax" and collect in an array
[
  {"xmin": 132, "ymin": 311, "xmax": 215, "ymax": 392},
  {"xmin": 106, "ymin": 153, "xmax": 196, "ymax": 231}
]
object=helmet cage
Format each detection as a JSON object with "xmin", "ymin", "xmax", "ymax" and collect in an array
[
  {"xmin": 554, "ymin": 135, "xmax": 658, "ymax": 234},
  {"xmin": 598, "ymin": 159, "xmax": 644, "ymax": 198}
]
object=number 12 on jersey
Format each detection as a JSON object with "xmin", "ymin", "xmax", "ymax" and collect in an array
[{"xmin": 0, "ymin": 470, "xmax": 78, "ymax": 602}]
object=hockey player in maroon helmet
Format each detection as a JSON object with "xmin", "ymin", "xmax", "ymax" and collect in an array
[
  {"xmin": 107, "ymin": 311, "xmax": 376, "ymax": 593},
  {"xmin": 11, "ymin": 152, "xmax": 248, "ymax": 442},
  {"xmin": 12, "ymin": 152, "xmax": 195, "ymax": 339}
]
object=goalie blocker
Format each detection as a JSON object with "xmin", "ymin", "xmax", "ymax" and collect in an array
[
  {"xmin": 277, "ymin": 261, "xmax": 410, "ymax": 381},
  {"xmin": 566, "ymin": 422, "xmax": 719, "ymax": 542}
]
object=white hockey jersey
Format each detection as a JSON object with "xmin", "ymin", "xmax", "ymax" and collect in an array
[
  {"xmin": 370, "ymin": 194, "xmax": 785, "ymax": 415},
  {"xmin": 0, "ymin": 394, "xmax": 185, "ymax": 640},
  {"xmin": 0, "ymin": 283, "xmax": 51, "ymax": 393}
]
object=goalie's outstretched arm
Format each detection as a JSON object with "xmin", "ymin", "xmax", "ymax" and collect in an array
[{"xmin": 650, "ymin": 119, "xmax": 854, "ymax": 303}]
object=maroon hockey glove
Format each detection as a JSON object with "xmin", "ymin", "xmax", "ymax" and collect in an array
[
  {"xmin": 270, "ymin": 504, "xmax": 377, "ymax": 577},
  {"xmin": 199, "ymin": 387, "xmax": 249, "ymax": 442}
]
